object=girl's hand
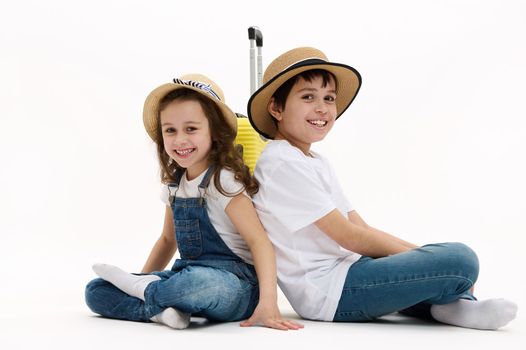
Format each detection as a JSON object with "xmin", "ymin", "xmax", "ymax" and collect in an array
[{"xmin": 240, "ymin": 302, "xmax": 304, "ymax": 331}]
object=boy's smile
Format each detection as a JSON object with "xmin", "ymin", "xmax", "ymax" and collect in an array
[{"xmin": 270, "ymin": 76, "xmax": 337, "ymax": 155}]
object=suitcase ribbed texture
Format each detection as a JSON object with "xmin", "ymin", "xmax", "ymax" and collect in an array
[{"xmin": 235, "ymin": 117, "xmax": 267, "ymax": 173}]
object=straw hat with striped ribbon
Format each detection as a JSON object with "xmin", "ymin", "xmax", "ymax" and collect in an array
[{"xmin": 143, "ymin": 73, "xmax": 237, "ymax": 142}]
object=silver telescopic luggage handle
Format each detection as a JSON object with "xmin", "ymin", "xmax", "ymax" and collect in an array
[{"xmin": 248, "ymin": 26, "xmax": 263, "ymax": 94}]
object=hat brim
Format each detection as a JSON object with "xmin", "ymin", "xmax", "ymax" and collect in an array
[
  {"xmin": 247, "ymin": 59, "xmax": 362, "ymax": 139},
  {"xmin": 143, "ymin": 83, "xmax": 237, "ymax": 142}
]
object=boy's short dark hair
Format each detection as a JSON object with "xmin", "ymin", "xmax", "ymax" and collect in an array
[{"xmin": 271, "ymin": 69, "xmax": 338, "ymax": 113}]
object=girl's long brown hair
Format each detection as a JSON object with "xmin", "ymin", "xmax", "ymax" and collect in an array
[{"xmin": 155, "ymin": 88, "xmax": 259, "ymax": 196}]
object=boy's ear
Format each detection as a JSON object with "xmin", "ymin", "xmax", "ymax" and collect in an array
[{"xmin": 267, "ymin": 97, "xmax": 283, "ymax": 121}]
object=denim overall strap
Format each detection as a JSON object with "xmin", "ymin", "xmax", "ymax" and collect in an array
[
  {"xmin": 198, "ymin": 165, "xmax": 215, "ymax": 191},
  {"xmin": 170, "ymin": 166, "xmax": 257, "ymax": 285},
  {"xmin": 167, "ymin": 168, "xmax": 186, "ymax": 203},
  {"xmin": 174, "ymin": 168, "xmax": 185, "ymax": 186},
  {"xmin": 170, "ymin": 166, "xmax": 213, "ymax": 189}
]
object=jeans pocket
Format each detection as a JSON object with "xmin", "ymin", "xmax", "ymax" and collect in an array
[
  {"xmin": 175, "ymin": 219, "xmax": 202, "ymax": 259},
  {"xmin": 334, "ymin": 310, "xmax": 371, "ymax": 322},
  {"xmin": 232, "ymin": 261, "xmax": 258, "ymax": 286}
]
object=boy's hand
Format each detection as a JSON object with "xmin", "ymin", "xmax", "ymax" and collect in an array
[{"xmin": 240, "ymin": 302, "xmax": 304, "ymax": 330}]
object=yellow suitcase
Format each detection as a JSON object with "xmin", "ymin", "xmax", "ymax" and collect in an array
[
  {"xmin": 235, "ymin": 27, "xmax": 267, "ymax": 173},
  {"xmin": 235, "ymin": 114, "xmax": 266, "ymax": 173}
]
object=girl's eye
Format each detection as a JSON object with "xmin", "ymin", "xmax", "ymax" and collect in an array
[
  {"xmin": 301, "ymin": 94, "xmax": 314, "ymax": 101},
  {"xmin": 325, "ymin": 95, "xmax": 336, "ymax": 102},
  {"xmin": 164, "ymin": 127, "xmax": 176, "ymax": 133},
  {"xmin": 186, "ymin": 127, "xmax": 197, "ymax": 133}
]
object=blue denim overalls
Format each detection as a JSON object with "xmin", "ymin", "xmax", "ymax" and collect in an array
[{"xmin": 85, "ymin": 166, "xmax": 259, "ymax": 322}]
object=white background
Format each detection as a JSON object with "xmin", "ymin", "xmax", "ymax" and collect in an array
[{"xmin": 1, "ymin": 0, "xmax": 525, "ymax": 348}]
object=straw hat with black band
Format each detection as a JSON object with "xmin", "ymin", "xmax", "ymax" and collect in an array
[
  {"xmin": 143, "ymin": 73, "xmax": 237, "ymax": 142},
  {"xmin": 247, "ymin": 47, "xmax": 362, "ymax": 140}
]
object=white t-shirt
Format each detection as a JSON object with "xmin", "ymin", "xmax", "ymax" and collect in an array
[
  {"xmin": 160, "ymin": 168, "xmax": 253, "ymax": 264},
  {"xmin": 253, "ymin": 140, "xmax": 361, "ymax": 321}
]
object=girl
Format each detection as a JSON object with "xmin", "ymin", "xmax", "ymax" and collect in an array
[
  {"xmin": 86, "ymin": 74, "xmax": 302, "ymax": 331},
  {"xmin": 247, "ymin": 47, "xmax": 518, "ymax": 330}
]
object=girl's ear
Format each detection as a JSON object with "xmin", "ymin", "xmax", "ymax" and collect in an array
[{"xmin": 267, "ymin": 97, "xmax": 283, "ymax": 121}]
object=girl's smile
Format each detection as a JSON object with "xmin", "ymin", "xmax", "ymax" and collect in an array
[
  {"xmin": 160, "ymin": 99, "xmax": 212, "ymax": 179},
  {"xmin": 173, "ymin": 147, "xmax": 196, "ymax": 157}
]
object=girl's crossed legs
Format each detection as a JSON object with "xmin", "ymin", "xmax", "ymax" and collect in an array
[{"xmin": 85, "ymin": 265, "xmax": 258, "ymax": 326}]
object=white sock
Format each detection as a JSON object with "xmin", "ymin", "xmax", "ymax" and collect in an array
[
  {"xmin": 150, "ymin": 308, "xmax": 191, "ymax": 329},
  {"xmin": 430, "ymin": 298, "xmax": 518, "ymax": 330},
  {"xmin": 92, "ymin": 263, "xmax": 161, "ymax": 301}
]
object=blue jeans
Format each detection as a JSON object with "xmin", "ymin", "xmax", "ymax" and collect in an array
[
  {"xmin": 85, "ymin": 264, "xmax": 259, "ymax": 322},
  {"xmin": 86, "ymin": 167, "xmax": 260, "ymax": 323},
  {"xmin": 333, "ymin": 242, "xmax": 479, "ymax": 322}
]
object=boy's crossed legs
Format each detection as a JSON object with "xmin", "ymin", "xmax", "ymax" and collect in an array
[{"xmin": 334, "ymin": 242, "xmax": 517, "ymax": 330}]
